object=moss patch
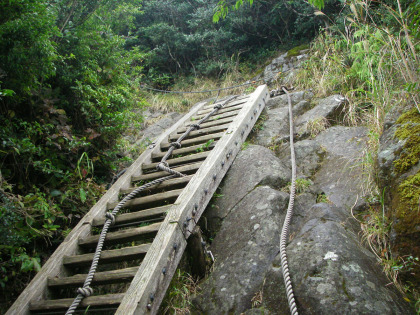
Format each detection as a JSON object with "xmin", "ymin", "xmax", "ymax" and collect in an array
[
  {"xmin": 395, "ymin": 173, "xmax": 420, "ymax": 234},
  {"xmin": 393, "ymin": 108, "xmax": 420, "ymax": 174},
  {"xmin": 287, "ymin": 44, "xmax": 310, "ymax": 57}
]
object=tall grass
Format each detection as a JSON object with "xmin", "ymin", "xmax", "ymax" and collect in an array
[{"xmin": 140, "ymin": 65, "xmax": 262, "ymax": 114}]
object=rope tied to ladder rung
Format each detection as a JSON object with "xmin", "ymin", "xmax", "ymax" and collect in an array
[{"xmin": 65, "ymin": 93, "xmax": 239, "ymax": 315}]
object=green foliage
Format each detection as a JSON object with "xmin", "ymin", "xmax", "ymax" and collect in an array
[
  {"xmin": 0, "ymin": 0, "xmax": 145, "ymax": 308},
  {"xmin": 135, "ymin": 0, "xmax": 339, "ymax": 81},
  {"xmin": 196, "ymin": 139, "xmax": 215, "ymax": 153}
]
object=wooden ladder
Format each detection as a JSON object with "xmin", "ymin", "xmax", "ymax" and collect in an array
[{"xmin": 7, "ymin": 85, "xmax": 268, "ymax": 315}]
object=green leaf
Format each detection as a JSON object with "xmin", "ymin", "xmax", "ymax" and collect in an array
[
  {"xmin": 50, "ymin": 190, "xmax": 62, "ymax": 197},
  {"xmin": 79, "ymin": 188, "xmax": 87, "ymax": 203}
]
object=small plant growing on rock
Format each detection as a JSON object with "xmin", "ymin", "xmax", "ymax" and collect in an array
[
  {"xmin": 304, "ymin": 117, "xmax": 329, "ymax": 138},
  {"xmin": 282, "ymin": 178, "xmax": 312, "ymax": 194}
]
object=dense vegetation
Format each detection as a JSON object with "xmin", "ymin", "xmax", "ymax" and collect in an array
[{"xmin": 0, "ymin": 0, "xmax": 418, "ymax": 312}]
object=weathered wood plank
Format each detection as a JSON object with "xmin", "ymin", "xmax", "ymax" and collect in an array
[
  {"xmin": 195, "ymin": 103, "xmax": 243, "ymax": 117},
  {"xmin": 201, "ymin": 95, "xmax": 249, "ymax": 110},
  {"xmin": 131, "ymin": 162, "xmax": 202, "ymax": 182},
  {"xmin": 170, "ymin": 123, "xmax": 230, "ymax": 140},
  {"xmin": 160, "ymin": 132, "xmax": 225, "ymax": 150},
  {"xmin": 151, "ymin": 143, "xmax": 217, "ymax": 160},
  {"xmin": 177, "ymin": 117, "xmax": 234, "ymax": 133},
  {"xmin": 63, "ymin": 244, "xmax": 150, "ymax": 267},
  {"xmin": 93, "ymin": 204, "xmax": 172, "ymax": 227},
  {"xmin": 30, "ymin": 293, "xmax": 124, "ymax": 311},
  {"xmin": 78, "ymin": 222, "xmax": 162, "ymax": 248},
  {"xmin": 187, "ymin": 109, "xmax": 239, "ymax": 125},
  {"xmin": 116, "ymin": 85, "xmax": 269, "ymax": 315},
  {"xmin": 142, "ymin": 151, "xmax": 210, "ymax": 171},
  {"xmin": 120, "ymin": 176, "xmax": 192, "ymax": 195},
  {"xmin": 48, "ymin": 267, "xmax": 139, "ymax": 288},
  {"xmin": 106, "ymin": 189, "xmax": 182, "ymax": 210}
]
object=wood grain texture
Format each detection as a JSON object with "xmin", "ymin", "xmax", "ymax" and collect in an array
[
  {"xmin": 151, "ymin": 142, "xmax": 217, "ymax": 159},
  {"xmin": 195, "ymin": 103, "xmax": 243, "ymax": 118},
  {"xmin": 30, "ymin": 293, "xmax": 124, "ymax": 311},
  {"xmin": 78, "ymin": 222, "xmax": 162, "ymax": 248},
  {"xmin": 119, "ymin": 176, "xmax": 192, "ymax": 195},
  {"xmin": 170, "ymin": 123, "xmax": 230, "ymax": 140},
  {"xmin": 142, "ymin": 151, "xmax": 210, "ymax": 171},
  {"xmin": 177, "ymin": 117, "xmax": 234, "ymax": 133},
  {"xmin": 160, "ymin": 132, "xmax": 225, "ymax": 150},
  {"xmin": 93, "ymin": 205, "xmax": 172, "ymax": 227},
  {"xmin": 48, "ymin": 267, "xmax": 138, "ymax": 288},
  {"xmin": 131, "ymin": 162, "xmax": 202, "ymax": 182},
  {"xmin": 63, "ymin": 244, "xmax": 150, "ymax": 267},
  {"xmin": 106, "ymin": 189, "xmax": 183, "ymax": 210}
]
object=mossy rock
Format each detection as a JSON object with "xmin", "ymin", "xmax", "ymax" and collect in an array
[
  {"xmin": 286, "ymin": 44, "xmax": 310, "ymax": 57},
  {"xmin": 388, "ymin": 108, "xmax": 420, "ymax": 282}
]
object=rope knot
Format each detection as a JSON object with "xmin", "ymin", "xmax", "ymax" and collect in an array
[
  {"xmin": 190, "ymin": 124, "xmax": 200, "ymax": 130},
  {"xmin": 156, "ymin": 161, "xmax": 169, "ymax": 171},
  {"xmin": 77, "ymin": 286, "xmax": 93, "ymax": 297},
  {"xmin": 105, "ymin": 212, "xmax": 116, "ymax": 226},
  {"xmin": 213, "ymin": 104, "xmax": 223, "ymax": 110},
  {"xmin": 169, "ymin": 142, "xmax": 182, "ymax": 149}
]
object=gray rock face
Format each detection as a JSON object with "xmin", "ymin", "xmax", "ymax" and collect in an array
[
  {"xmin": 193, "ymin": 186, "xmax": 289, "ymax": 314},
  {"xmin": 266, "ymin": 90, "xmax": 313, "ymax": 109},
  {"xmin": 263, "ymin": 203, "xmax": 411, "ymax": 315},
  {"xmin": 295, "ymin": 95, "xmax": 346, "ymax": 136},
  {"xmin": 278, "ymin": 140, "xmax": 326, "ymax": 178},
  {"xmin": 203, "ymin": 145, "xmax": 290, "ymax": 232},
  {"xmin": 255, "ymin": 91, "xmax": 314, "ymax": 146},
  {"xmin": 263, "ymin": 52, "xmax": 308, "ymax": 84},
  {"xmin": 135, "ymin": 111, "xmax": 182, "ymax": 146},
  {"xmin": 192, "ymin": 92, "xmax": 413, "ymax": 315},
  {"xmin": 313, "ymin": 126, "xmax": 368, "ymax": 210}
]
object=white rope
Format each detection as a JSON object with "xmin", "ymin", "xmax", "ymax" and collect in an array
[{"xmin": 280, "ymin": 87, "xmax": 298, "ymax": 315}]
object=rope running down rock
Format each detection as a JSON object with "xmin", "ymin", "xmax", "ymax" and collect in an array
[
  {"xmin": 65, "ymin": 94, "xmax": 238, "ymax": 314},
  {"xmin": 280, "ymin": 86, "xmax": 299, "ymax": 315}
]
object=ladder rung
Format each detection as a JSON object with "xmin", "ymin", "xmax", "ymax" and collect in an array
[
  {"xmin": 195, "ymin": 103, "xmax": 243, "ymax": 117},
  {"xmin": 187, "ymin": 109, "xmax": 239, "ymax": 125},
  {"xmin": 152, "ymin": 143, "xmax": 217, "ymax": 159},
  {"xmin": 171, "ymin": 123, "xmax": 230, "ymax": 139},
  {"xmin": 63, "ymin": 244, "xmax": 150, "ymax": 267},
  {"xmin": 30, "ymin": 293, "xmax": 124, "ymax": 312},
  {"xmin": 161, "ymin": 132, "xmax": 224, "ymax": 150},
  {"xmin": 48, "ymin": 267, "xmax": 138, "ymax": 288},
  {"xmin": 107, "ymin": 189, "xmax": 182, "ymax": 210},
  {"xmin": 202, "ymin": 95, "xmax": 249, "ymax": 110},
  {"xmin": 132, "ymin": 161, "xmax": 202, "ymax": 182},
  {"xmin": 78, "ymin": 222, "xmax": 161, "ymax": 248},
  {"xmin": 177, "ymin": 117, "xmax": 234, "ymax": 133},
  {"xmin": 142, "ymin": 151, "xmax": 210, "ymax": 171},
  {"xmin": 93, "ymin": 204, "xmax": 172, "ymax": 227},
  {"xmin": 121, "ymin": 176, "xmax": 192, "ymax": 195}
]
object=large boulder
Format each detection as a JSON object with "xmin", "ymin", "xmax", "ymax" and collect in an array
[
  {"xmin": 313, "ymin": 126, "xmax": 368, "ymax": 210},
  {"xmin": 203, "ymin": 145, "xmax": 290, "ymax": 233},
  {"xmin": 295, "ymin": 95, "xmax": 346, "ymax": 138},
  {"xmin": 254, "ymin": 91, "xmax": 314, "ymax": 146},
  {"xmin": 263, "ymin": 51, "xmax": 309, "ymax": 84},
  {"xmin": 193, "ymin": 186, "xmax": 289, "ymax": 314},
  {"xmin": 262, "ymin": 203, "xmax": 412, "ymax": 315},
  {"xmin": 377, "ymin": 106, "xmax": 420, "ymax": 282}
]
